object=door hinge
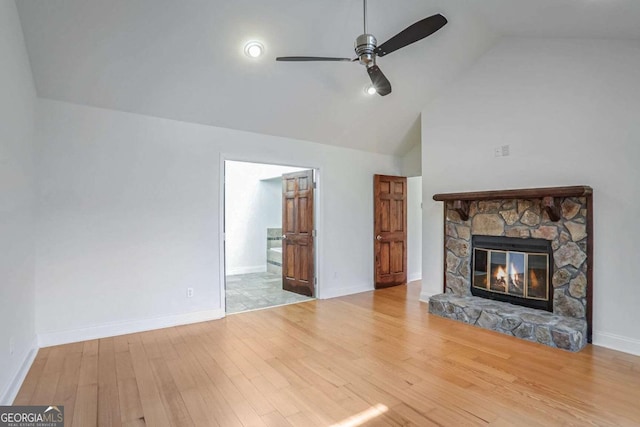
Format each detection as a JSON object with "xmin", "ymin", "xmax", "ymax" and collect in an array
[
  {"xmin": 313, "ymin": 180, "xmax": 317, "ymax": 189},
  {"xmin": 314, "ymin": 277, "xmax": 318, "ymax": 285},
  {"xmin": 312, "ymin": 229, "xmax": 317, "ymax": 237}
]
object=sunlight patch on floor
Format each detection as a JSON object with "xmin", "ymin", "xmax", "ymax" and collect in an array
[{"xmin": 330, "ymin": 404, "xmax": 389, "ymax": 427}]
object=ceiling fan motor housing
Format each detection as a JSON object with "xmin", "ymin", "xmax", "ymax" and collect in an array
[{"xmin": 355, "ymin": 33, "xmax": 377, "ymax": 67}]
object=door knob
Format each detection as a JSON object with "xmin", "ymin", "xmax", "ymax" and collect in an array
[
  {"xmin": 282, "ymin": 235, "xmax": 286, "ymax": 239},
  {"xmin": 376, "ymin": 235, "xmax": 382, "ymax": 241}
]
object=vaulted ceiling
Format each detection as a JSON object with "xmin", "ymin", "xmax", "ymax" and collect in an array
[{"xmin": 16, "ymin": 0, "xmax": 640, "ymax": 155}]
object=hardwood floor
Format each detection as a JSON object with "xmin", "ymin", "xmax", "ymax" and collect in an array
[{"xmin": 15, "ymin": 282, "xmax": 640, "ymax": 426}]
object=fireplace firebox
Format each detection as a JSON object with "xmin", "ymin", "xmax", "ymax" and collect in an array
[{"xmin": 471, "ymin": 235, "xmax": 553, "ymax": 312}]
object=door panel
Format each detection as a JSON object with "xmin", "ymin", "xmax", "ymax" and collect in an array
[
  {"xmin": 298, "ymin": 245, "xmax": 310, "ymax": 281},
  {"xmin": 285, "ymin": 199, "xmax": 295, "ymax": 232},
  {"xmin": 381, "ymin": 200, "xmax": 390, "ymax": 231},
  {"xmin": 299, "ymin": 196, "xmax": 310, "ymax": 232},
  {"xmin": 286, "ymin": 245, "xmax": 295, "ymax": 277},
  {"xmin": 380, "ymin": 243, "xmax": 390, "ymax": 274},
  {"xmin": 282, "ymin": 170, "xmax": 315, "ymax": 297},
  {"xmin": 374, "ymin": 174, "xmax": 407, "ymax": 288},
  {"xmin": 391, "ymin": 241, "xmax": 404, "ymax": 273}
]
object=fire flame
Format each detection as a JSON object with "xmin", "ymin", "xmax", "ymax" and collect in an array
[
  {"xmin": 529, "ymin": 270, "xmax": 539, "ymax": 288},
  {"xmin": 510, "ymin": 262, "xmax": 520, "ymax": 286},
  {"xmin": 495, "ymin": 266, "xmax": 507, "ymax": 281}
]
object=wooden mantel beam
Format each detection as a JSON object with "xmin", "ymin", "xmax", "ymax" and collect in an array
[{"xmin": 433, "ymin": 185, "xmax": 592, "ymax": 202}]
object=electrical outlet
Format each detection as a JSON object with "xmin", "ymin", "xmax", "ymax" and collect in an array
[
  {"xmin": 9, "ymin": 337, "xmax": 15, "ymax": 356},
  {"xmin": 494, "ymin": 145, "xmax": 511, "ymax": 157},
  {"xmin": 187, "ymin": 288, "xmax": 194, "ymax": 298}
]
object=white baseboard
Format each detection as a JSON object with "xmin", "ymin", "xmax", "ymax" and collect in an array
[
  {"xmin": 320, "ymin": 284, "xmax": 373, "ymax": 300},
  {"xmin": 0, "ymin": 338, "xmax": 38, "ymax": 405},
  {"xmin": 38, "ymin": 308, "xmax": 225, "ymax": 348},
  {"xmin": 592, "ymin": 331, "xmax": 640, "ymax": 356},
  {"xmin": 407, "ymin": 273, "xmax": 422, "ymax": 283},
  {"xmin": 226, "ymin": 265, "xmax": 266, "ymax": 275}
]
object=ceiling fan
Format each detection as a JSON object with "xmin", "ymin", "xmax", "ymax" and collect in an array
[{"xmin": 276, "ymin": 0, "xmax": 447, "ymax": 96}]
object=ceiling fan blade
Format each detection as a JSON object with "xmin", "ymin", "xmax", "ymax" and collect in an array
[
  {"xmin": 375, "ymin": 14, "xmax": 447, "ymax": 57},
  {"xmin": 276, "ymin": 56, "xmax": 354, "ymax": 62},
  {"xmin": 367, "ymin": 65, "xmax": 391, "ymax": 96}
]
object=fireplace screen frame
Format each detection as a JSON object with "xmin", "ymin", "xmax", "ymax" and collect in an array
[{"xmin": 471, "ymin": 235, "xmax": 554, "ymax": 312}]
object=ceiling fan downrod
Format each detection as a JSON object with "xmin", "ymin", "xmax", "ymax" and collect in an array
[
  {"xmin": 355, "ymin": 0, "xmax": 377, "ymax": 67},
  {"xmin": 363, "ymin": 0, "xmax": 367, "ymax": 34}
]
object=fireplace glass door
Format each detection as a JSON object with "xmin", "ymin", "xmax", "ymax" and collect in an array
[{"xmin": 471, "ymin": 236, "xmax": 553, "ymax": 311}]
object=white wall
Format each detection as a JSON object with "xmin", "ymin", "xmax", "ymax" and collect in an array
[
  {"xmin": 401, "ymin": 142, "xmax": 422, "ymax": 177},
  {"xmin": 0, "ymin": 1, "xmax": 37, "ymax": 404},
  {"xmin": 225, "ymin": 161, "xmax": 303, "ymax": 275},
  {"xmin": 407, "ymin": 177, "xmax": 422, "ymax": 282},
  {"xmin": 35, "ymin": 99, "xmax": 400, "ymax": 345},
  {"xmin": 421, "ymin": 37, "xmax": 640, "ymax": 355},
  {"xmin": 261, "ymin": 178, "xmax": 284, "ymax": 232}
]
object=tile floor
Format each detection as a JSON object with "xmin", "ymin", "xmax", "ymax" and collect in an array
[{"xmin": 225, "ymin": 272, "xmax": 314, "ymax": 314}]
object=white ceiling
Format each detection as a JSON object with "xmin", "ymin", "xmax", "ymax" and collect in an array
[{"xmin": 15, "ymin": 0, "xmax": 640, "ymax": 155}]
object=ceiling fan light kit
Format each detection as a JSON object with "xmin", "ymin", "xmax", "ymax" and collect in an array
[
  {"xmin": 244, "ymin": 41, "xmax": 264, "ymax": 58},
  {"xmin": 276, "ymin": 0, "xmax": 447, "ymax": 96},
  {"xmin": 365, "ymin": 84, "xmax": 377, "ymax": 95}
]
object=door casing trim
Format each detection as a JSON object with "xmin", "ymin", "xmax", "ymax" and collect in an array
[{"xmin": 219, "ymin": 154, "xmax": 322, "ymax": 316}]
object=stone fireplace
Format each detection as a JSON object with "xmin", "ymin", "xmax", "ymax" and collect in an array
[{"xmin": 428, "ymin": 186, "xmax": 593, "ymax": 351}]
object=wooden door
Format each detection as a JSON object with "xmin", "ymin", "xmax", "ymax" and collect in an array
[
  {"xmin": 282, "ymin": 170, "xmax": 315, "ymax": 297},
  {"xmin": 374, "ymin": 174, "xmax": 407, "ymax": 288}
]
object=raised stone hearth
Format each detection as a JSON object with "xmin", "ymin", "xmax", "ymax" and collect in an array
[
  {"xmin": 430, "ymin": 186, "xmax": 593, "ymax": 351},
  {"xmin": 429, "ymin": 294, "xmax": 587, "ymax": 351}
]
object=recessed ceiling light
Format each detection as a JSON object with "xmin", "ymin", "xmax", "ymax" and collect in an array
[
  {"xmin": 244, "ymin": 41, "xmax": 264, "ymax": 58},
  {"xmin": 365, "ymin": 84, "xmax": 377, "ymax": 95}
]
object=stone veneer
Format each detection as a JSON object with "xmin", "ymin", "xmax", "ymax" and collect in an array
[{"xmin": 429, "ymin": 196, "xmax": 590, "ymax": 351}]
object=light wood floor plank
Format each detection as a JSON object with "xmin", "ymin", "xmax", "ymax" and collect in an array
[
  {"xmin": 261, "ymin": 410, "xmax": 293, "ymax": 427},
  {"xmin": 117, "ymin": 378, "xmax": 145, "ymax": 426},
  {"xmin": 172, "ymin": 325, "xmax": 245, "ymax": 427},
  {"xmin": 78, "ymin": 340, "xmax": 99, "ymax": 388},
  {"xmin": 115, "ymin": 349, "xmax": 144, "ymax": 426},
  {"xmin": 68, "ymin": 341, "xmax": 100, "ymax": 427},
  {"xmin": 229, "ymin": 374, "xmax": 276, "ymax": 416},
  {"xmin": 113, "ymin": 335, "xmax": 130, "ymax": 353},
  {"xmin": 29, "ymin": 345, "xmax": 67, "ymax": 405},
  {"xmin": 285, "ymin": 411, "xmax": 322, "ymax": 427},
  {"xmin": 51, "ymin": 350, "xmax": 82, "ymax": 427},
  {"xmin": 149, "ymin": 357, "xmax": 194, "ymax": 427},
  {"xmin": 128, "ymin": 341, "xmax": 171, "ymax": 427},
  {"xmin": 13, "ymin": 356, "xmax": 47, "ymax": 405},
  {"xmin": 14, "ymin": 282, "xmax": 640, "ymax": 426},
  {"xmin": 72, "ymin": 384, "xmax": 98, "ymax": 427},
  {"xmin": 98, "ymin": 338, "xmax": 122, "ymax": 427}
]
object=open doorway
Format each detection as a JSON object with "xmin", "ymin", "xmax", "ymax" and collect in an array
[{"xmin": 223, "ymin": 160, "xmax": 316, "ymax": 314}]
